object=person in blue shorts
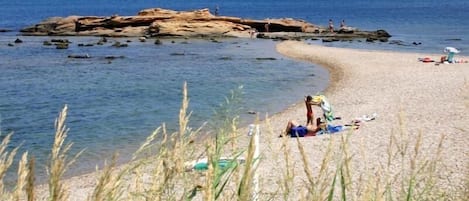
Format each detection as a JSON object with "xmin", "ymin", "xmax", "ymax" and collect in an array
[
  {"xmin": 281, "ymin": 118, "xmax": 359, "ymax": 137},
  {"xmin": 281, "ymin": 119, "xmax": 321, "ymax": 137}
]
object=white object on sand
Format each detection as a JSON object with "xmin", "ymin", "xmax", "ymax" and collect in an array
[
  {"xmin": 444, "ymin": 47, "xmax": 460, "ymax": 53},
  {"xmin": 354, "ymin": 113, "xmax": 378, "ymax": 122}
]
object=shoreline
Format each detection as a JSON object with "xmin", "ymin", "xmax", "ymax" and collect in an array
[{"xmin": 33, "ymin": 41, "xmax": 469, "ymax": 199}]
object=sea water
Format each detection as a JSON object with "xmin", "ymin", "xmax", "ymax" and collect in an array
[{"xmin": 0, "ymin": 0, "xmax": 468, "ymax": 183}]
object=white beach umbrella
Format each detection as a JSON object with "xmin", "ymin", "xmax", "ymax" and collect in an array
[{"xmin": 444, "ymin": 47, "xmax": 460, "ymax": 53}]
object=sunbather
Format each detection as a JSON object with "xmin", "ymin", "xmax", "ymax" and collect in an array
[{"xmin": 281, "ymin": 118, "xmax": 359, "ymax": 137}]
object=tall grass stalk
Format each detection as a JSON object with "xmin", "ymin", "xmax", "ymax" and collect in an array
[
  {"xmin": 48, "ymin": 105, "xmax": 84, "ymax": 201},
  {"xmin": 26, "ymin": 157, "xmax": 35, "ymax": 201},
  {"xmin": 13, "ymin": 152, "xmax": 29, "ymax": 201},
  {"xmin": 0, "ymin": 132, "xmax": 19, "ymax": 193},
  {"xmin": 280, "ymin": 129, "xmax": 293, "ymax": 200}
]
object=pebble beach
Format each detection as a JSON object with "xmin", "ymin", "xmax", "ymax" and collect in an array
[{"xmin": 258, "ymin": 41, "xmax": 469, "ymax": 199}]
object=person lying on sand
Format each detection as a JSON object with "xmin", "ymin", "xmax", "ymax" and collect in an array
[{"xmin": 280, "ymin": 118, "xmax": 359, "ymax": 137}]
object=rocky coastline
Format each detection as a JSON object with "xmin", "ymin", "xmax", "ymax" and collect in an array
[{"xmin": 20, "ymin": 8, "xmax": 391, "ymax": 42}]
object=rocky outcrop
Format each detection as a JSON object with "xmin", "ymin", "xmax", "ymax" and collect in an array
[{"xmin": 20, "ymin": 8, "xmax": 391, "ymax": 41}]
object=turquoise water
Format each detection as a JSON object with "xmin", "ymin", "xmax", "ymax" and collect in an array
[{"xmin": 0, "ymin": 0, "xmax": 468, "ymax": 183}]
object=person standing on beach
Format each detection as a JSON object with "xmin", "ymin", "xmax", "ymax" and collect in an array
[
  {"xmin": 305, "ymin": 95, "xmax": 315, "ymax": 125},
  {"xmin": 328, "ymin": 19, "xmax": 334, "ymax": 33}
]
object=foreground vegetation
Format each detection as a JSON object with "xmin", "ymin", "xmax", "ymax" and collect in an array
[{"xmin": 0, "ymin": 83, "xmax": 467, "ymax": 200}]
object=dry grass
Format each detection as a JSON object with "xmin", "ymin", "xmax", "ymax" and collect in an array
[{"xmin": 0, "ymin": 84, "xmax": 467, "ymax": 200}]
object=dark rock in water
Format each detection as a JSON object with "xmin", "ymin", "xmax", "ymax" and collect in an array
[
  {"xmin": 14, "ymin": 38, "xmax": 23, "ymax": 43},
  {"xmin": 219, "ymin": 56, "xmax": 232, "ymax": 60},
  {"xmin": 376, "ymin": 29, "xmax": 391, "ymax": 38},
  {"xmin": 247, "ymin": 111, "xmax": 257, "ymax": 115},
  {"xmin": 154, "ymin": 39, "xmax": 162, "ymax": 45},
  {"xmin": 412, "ymin": 41, "xmax": 422, "ymax": 45},
  {"xmin": 170, "ymin": 52, "xmax": 185, "ymax": 56},
  {"xmin": 99, "ymin": 37, "xmax": 108, "ymax": 43},
  {"xmin": 256, "ymin": 57, "xmax": 276, "ymax": 60},
  {"xmin": 379, "ymin": 38, "xmax": 389, "ymax": 42},
  {"xmin": 366, "ymin": 37, "xmax": 375, "ymax": 42},
  {"xmin": 112, "ymin": 41, "xmax": 128, "ymax": 47},
  {"xmin": 43, "ymin": 41, "xmax": 52, "ymax": 46},
  {"xmin": 445, "ymin": 38, "xmax": 462, "ymax": 41},
  {"xmin": 55, "ymin": 43, "xmax": 69, "ymax": 49},
  {"xmin": 104, "ymin": 55, "xmax": 125, "ymax": 59},
  {"xmin": 51, "ymin": 39, "xmax": 70, "ymax": 43},
  {"xmin": 0, "ymin": 28, "xmax": 12, "ymax": 32},
  {"xmin": 322, "ymin": 38, "xmax": 334, "ymax": 43},
  {"xmin": 210, "ymin": 38, "xmax": 222, "ymax": 43},
  {"xmin": 78, "ymin": 43, "xmax": 94, "ymax": 47},
  {"xmin": 68, "ymin": 54, "xmax": 91, "ymax": 59},
  {"xmin": 7, "ymin": 43, "xmax": 14, "ymax": 46}
]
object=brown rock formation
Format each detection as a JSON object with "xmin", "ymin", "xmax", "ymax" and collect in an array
[{"xmin": 20, "ymin": 8, "xmax": 390, "ymax": 41}]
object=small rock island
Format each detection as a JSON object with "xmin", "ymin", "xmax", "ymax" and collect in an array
[{"xmin": 20, "ymin": 8, "xmax": 391, "ymax": 42}]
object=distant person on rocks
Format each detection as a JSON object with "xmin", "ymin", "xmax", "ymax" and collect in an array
[
  {"xmin": 249, "ymin": 28, "xmax": 258, "ymax": 38},
  {"xmin": 340, "ymin": 19, "xmax": 346, "ymax": 28},
  {"xmin": 214, "ymin": 5, "xmax": 219, "ymax": 16},
  {"xmin": 264, "ymin": 22, "xmax": 271, "ymax": 32},
  {"xmin": 328, "ymin": 19, "xmax": 334, "ymax": 33}
]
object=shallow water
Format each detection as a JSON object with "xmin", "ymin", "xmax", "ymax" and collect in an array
[{"xmin": 0, "ymin": 36, "xmax": 328, "ymax": 182}]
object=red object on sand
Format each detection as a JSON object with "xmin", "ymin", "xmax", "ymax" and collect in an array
[{"xmin": 421, "ymin": 57, "xmax": 434, "ymax": 63}]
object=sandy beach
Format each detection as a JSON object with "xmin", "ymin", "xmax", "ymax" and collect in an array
[{"xmin": 34, "ymin": 41, "xmax": 469, "ymax": 200}]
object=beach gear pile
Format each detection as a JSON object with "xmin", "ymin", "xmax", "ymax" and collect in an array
[
  {"xmin": 312, "ymin": 95, "xmax": 337, "ymax": 122},
  {"xmin": 419, "ymin": 47, "xmax": 467, "ymax": 64}
]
